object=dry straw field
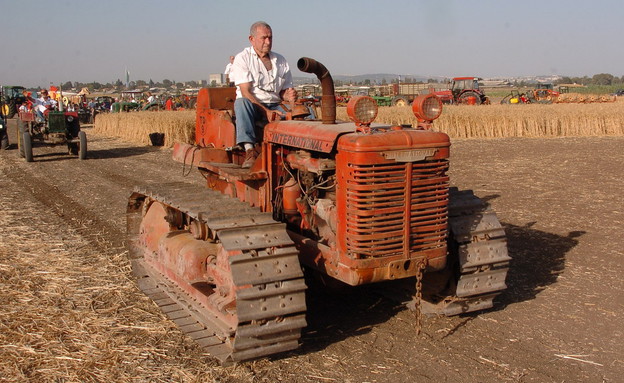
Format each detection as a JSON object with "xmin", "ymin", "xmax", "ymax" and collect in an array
[
  {"xmin": 94, "ymin": 111, "xmax": 196, "ymax": 147},
  {"xmin": 380, "ymin": 100, "xmax": 624, "ymax": 138},
  {"xmin": 93, "ymin": 98, "xmax": 624, "ymax": 147}
]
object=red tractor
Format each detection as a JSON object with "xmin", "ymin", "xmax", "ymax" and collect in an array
[
  {"xmin": 528, "ymin": 83, "xmax": 560, "ymax": 104},
  {"xmin": 435, "ymin": 77, "xmax": 490, "ymax": 105},
  {"xmin": 127, "ymin": 58, "xmax": 510, "ymax": 364}
]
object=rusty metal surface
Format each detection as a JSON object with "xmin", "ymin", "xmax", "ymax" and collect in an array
[
  {"xmin": 337, "ymin": 128, "xmax": 451, "ymax": 153},
  {"xmin": 297, "ymin": 57, "xmax": 336, "ymax": 125},
  {"xmin": 127, "ymin": 181, "xmax": 307, "ymax": 364},
  {"xmin": 172, "ymin": 143, "xmax": 230, "ymax": 167},
  {"xmin": 342, "ymin": 160, "xmax": 449, "ymax": 259},
  {"xmin": 264, "ymin": 120, "xmax": 356, "ymax": 153},
  {"xmin": 218, "ymin": 223, "xmax": 293, "ymax": 251},
  {"xmin": 195, "ymin": 89, "xmax": 236, "ymax": 149}
]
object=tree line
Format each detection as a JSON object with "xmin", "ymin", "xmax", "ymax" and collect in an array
[
  {"xmin": 53, "ymin": 79, "xmax": 202, "ymax": 92},
  {"xmin": 554, "ymin": 73, "xmax": 624, "ymax": 86},
  {"xmin": 48, "ymin": 72, "xmax": 624, "ymax": 92}
]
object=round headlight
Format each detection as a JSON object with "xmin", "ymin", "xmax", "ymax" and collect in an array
[
  {"xmin": 346, "ymin": 96, "xmax": 378, "ymax": 125},
  {"xmin": 67, "ymin": 115, "xmax": 74, "ymax": 122},
  {"xmin": 412, "ymin": 94, "xmax": 443, "ymax": 122}
]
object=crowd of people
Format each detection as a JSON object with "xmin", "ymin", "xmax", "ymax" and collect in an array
[
  {"xmin": 109, "ymin": 92, "xmax": 196, "ymax": 112},
  {"xmin": 13, "ymin": 89, "xmax": 199, "ymax": 124}
]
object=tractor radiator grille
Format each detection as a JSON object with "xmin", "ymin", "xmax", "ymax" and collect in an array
[
  {"xmin": 345, "ymin": 160, "xmax": 449, "ymax": 259},
  {"xmin": 47, "ymin": 112, "xmax": 67, "ymax": 133}
]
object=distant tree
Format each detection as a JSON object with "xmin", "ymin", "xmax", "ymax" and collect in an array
[
  {"xmin": 62, "ymin": 81, "xmax": 73, "ymax": 90},
  {"xmin": 114, "ymin": 79, "xmax": 123, "ymax": 87},
  {"xmin": 592, "ymin": 73, "xmax": 614, "ymax": 86},
  {"xmin": 149, "ymin": 79, "xmax": 155, "ymax": 88},
  {"xmin": 136, "ymin": 80, "xmax": 147, "ymax": 87},
  {"xmin": 574, "ymin": 76, "xmax": 590, "ymax": 85},
  {"xmin": 210, "ymin": 80, "xmax": 217, "ymax": 87},
  {"xmin": 162, "ymin": 79, "xmax": 173, "ymax": 88}
]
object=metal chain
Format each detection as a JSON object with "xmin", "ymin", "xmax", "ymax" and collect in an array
[{"xmin": 414, "ymin": 260, "xmax": 427, "ymax": 335}]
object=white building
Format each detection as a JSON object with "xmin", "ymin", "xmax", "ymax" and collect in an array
[{"xmin": 209, "ymin": 73, "xmax": 226, "ymax": 85}]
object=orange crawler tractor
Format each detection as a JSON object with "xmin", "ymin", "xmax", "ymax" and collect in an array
[{"xmin": 127, "ymin": 58, "xmax": 510, "ymax": 364}]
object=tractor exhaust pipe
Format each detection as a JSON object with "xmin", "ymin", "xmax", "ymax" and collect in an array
[{"xmin": 297, "ymin": 57, "xmax": 335, "ymax": 124}]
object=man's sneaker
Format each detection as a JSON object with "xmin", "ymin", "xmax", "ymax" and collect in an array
[{"xmin": 241, "ymin": 148, "xmax": 258, "ymax": 169}]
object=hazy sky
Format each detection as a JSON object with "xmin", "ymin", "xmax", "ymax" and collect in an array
[{"xmin": 3, "ymin": 0, "xmax": 622, "ymax": 88}]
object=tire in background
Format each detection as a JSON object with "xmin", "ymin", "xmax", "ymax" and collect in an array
[
  {"xmin": 78, "ymin": 131, "xmax": 87, "ymax": 160},
  {"xmin": 17, "ymin": 119, "xmax": 25, "ymax": 158},
  {"xmin": 23, "ymin": 131, "xmax": 33, "ymax": 162}
]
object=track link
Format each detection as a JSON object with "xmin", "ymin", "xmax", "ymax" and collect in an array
[{"xmin": 127, "ymin": 182, "xmax": 307, "ymax": 364}]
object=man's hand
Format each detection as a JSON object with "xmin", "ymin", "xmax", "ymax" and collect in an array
[
  {"xmin": 283, "ymin": 88, "xmax": 297, "ymax": 103},
  {"xmin": 265, "ymin": 107, "xmax": 283, "ymax": 121}
]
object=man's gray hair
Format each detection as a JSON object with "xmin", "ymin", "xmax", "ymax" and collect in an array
[{"xmin": 250, "ymin": 21, "xmax": 271, "ymax": 36}]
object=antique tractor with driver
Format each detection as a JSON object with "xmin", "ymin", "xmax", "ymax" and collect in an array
[
  {"xmin": 17, "ymin": 106, "xmax": 87, "ymax": 162},
  {"xmin": 127, "ymin": 57, "xmax": 510, "ymax": 364}
]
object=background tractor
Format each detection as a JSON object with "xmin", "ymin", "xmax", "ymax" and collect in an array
[
  {"xmin": 530, "ymin": 83, "xmax": 559, "ymax": 103},
  {"xmin": 17, "ymin": 102, "xmax": 87, "ymax": 162},
  {"xmin": 434, "ymin": 77, "xmax": 490, "ymax": 105},
  {"xmin": 1, "ymin": 85, "xmax": 27, "ymax": 119},
  {"xmin": 127, "ymin": 58, "xmax": 510, "ymax": 364}
]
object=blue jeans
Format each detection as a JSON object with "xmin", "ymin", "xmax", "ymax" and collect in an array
[
  {"xmin": 234, "ymin": 98, "xmax": 285, "ymax": 145},
  {"xmin": 35, "ymin": 109, "xmax": 46, "ymax": 122}
]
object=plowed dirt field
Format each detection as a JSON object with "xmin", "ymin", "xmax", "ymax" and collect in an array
[{"xmin": 1, "ymin": 120, "xmax": 622, "ymax": 383}]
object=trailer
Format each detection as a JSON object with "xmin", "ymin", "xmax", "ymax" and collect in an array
[{"xmin": 371, "ymin": 83, "xmax": 432, "ymax": 106}]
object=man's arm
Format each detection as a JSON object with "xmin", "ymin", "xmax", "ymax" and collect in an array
[
  {"xmin": 239, "ymin": 82, "xmax": 281, "ymax": 120},
  {"xmin": 279, "ymin": 65, "xmax": 297, "ymax": 103}
]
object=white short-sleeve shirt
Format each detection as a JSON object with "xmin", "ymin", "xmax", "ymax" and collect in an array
[
  {"xmin": 231, "ymin": 46, "xmax": 293, "ymax": 104},
  {"xmin": 35, "ymin": 97, "xmax": 56, "ymax": 114}
]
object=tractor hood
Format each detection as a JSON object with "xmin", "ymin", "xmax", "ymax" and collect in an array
[
  {"xmin": 264, "ymin": 120, "xmax": 357, "ymax": 153},
  {"xmin": 264, "ymin": 120, "xmax": 450, "ymax": 155}
]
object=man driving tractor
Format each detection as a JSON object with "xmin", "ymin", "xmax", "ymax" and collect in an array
[
  {"xmin": 229, "ymin": 21, "xmax": 298, "ymax": 168},
  {"xmin": 33, "ymin": 89, "xmax": 57, "ymax": 121}
]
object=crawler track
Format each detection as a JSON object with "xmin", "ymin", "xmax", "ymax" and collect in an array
[
  {"xmin": 381, "ymin": 188, "xmax": 510, "ymax": 316},
  {"xmin": 127, "ymin": 182, "xmax": 307, "ymax": 364},
  {"xmin": 421, "ymin": 187, "xmax": 511, "ymax": 315}
]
